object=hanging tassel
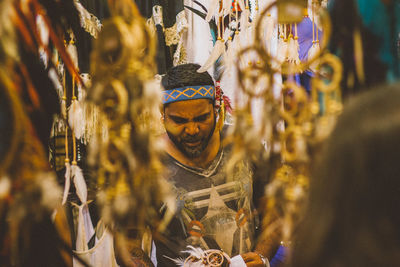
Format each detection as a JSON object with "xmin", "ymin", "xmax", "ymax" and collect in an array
[
  {"xmin": 293, "ymin": 24, "xmax": 301, "ymax": 64},
  {"xmin": 288, "ymin": 34, "xmax": 300, "ymax": 65},
  {"xmin": 68, "ymin": 101, "xmax": 85, "ymax": 139},
  {"xmin": 61, "ymin": 67, "xmax": 67, "ymax": 119},
  {"xmin": 61, "ymin": 97, "xmax": 67, "ymax": 119},
  {"xmin": 71, "ymin": 123, "xmax": 88, "ymax": 205},
  {"xmin": 238, "ymin": 3, "xmax": 251, "ymax": 51},
  {"xmin": 240, "ymin": 7, "xmax": 250, "ymax": 33},
  {"xmin": 307, "ymin": 3, "xmax": 320, "ymax": 72},
  {"xmin": 197, "ymin": 39, "xmax": 225, "ymax": 73},
  {"xmin": 307, "ymin": 41, "xmax": 320, "ymax": 72},
  {"xmin": 276, "ymin": 32, "xmax": 288, "ymax": 65},
  {"xmin": 68, "ymin": 71, "xmax": 85, "ymax": 139},
  {"xmin": 264, "ymin": 13, "xmax": 274, "ymax": 52},
  {"xmin": 62, "ymin": 126, "xmax": 71, "ymax": 205},
  {"xmin": 69, "ymin": 100, "xmax": 85, "ymax": 139},
  {"xmin": 62, "ymin": 160, "xmax": 71, "ymax": 205},
  {"xmin": 308, "ymin": 9, "xmax": 320, "ymax": 72},
  {"xmin": 205, "ymin": 0, "xmax": 220, "ymax": 22}
]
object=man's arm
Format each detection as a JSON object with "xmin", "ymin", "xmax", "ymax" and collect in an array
[{"xmin": 243, "ymin": 153, "xmax": 283, "ymax": 266}]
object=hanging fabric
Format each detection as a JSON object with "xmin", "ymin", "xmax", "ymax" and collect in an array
[{"xmin": 136, "ymin": 0, "xmax": 188, "ymax": 73}]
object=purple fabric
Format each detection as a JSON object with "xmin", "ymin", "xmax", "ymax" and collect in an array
[{"xmin": 296, "ymin": 17, "xmax": 323, "ymax": 62}]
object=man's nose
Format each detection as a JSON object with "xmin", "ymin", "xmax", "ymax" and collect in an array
[{"xmin": 184, "ymin": 122, "xmax": 199, "ymax": 136}]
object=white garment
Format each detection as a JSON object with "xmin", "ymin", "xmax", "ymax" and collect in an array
[
  {"xmin": 230, "ymin": 255, "xmax": 247, "ymax": 267},
  {"xmin": 73, "ymin": 204, "xmax": 119, "ymax": 267},
  {"xmin": 73, "ymin": 226, "xmax": 119, "ymax": 267}
]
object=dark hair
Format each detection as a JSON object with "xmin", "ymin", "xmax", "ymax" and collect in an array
[
  {"xmin": 291, "ymin": 83, "xmax": 400, "ymax": 267},
  {"xmin": 161, "ymin": 63, "xmax": 214, "ymax": 90}
]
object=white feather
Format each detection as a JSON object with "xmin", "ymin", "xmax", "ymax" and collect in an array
[
  {"xmin": 48, "ymin": 68, "xmax": 63, "ymax": 99},
  {"xmin": 67, "ymin": 41, "xmax": 78, "ymax": 69},
  {"xmin": 224, "ymin": 38, "xmax": 234, "ymax": 69},
  {"xmin": 224, "ymin": 35, "xmax": 241, "ymax": 72},
  {"xmin": 182, "ymin": 245, "xmax": 206, "ymax": 259},
  {"xmin": 163, "ymin": 256, "xmax": 185, "ymax": 266},
  {"xmin": 205, "ymin": 0, "xmax": 220, "ymax": 22},
  {"xmin": 71, "ymin": 164, "xmax": 87, "ymax": 204},
  {"xmin": 36, "ymin": 15, "xmax": 49, "ymax": 46},
  {"xmin": 265, "ymin": 14, "xmax": 274, "ymax": 42},
  {"xmin": 237, "ymin": 0, "xmax": 246, "ymax": 11},
  {"xmin": 240, "ymin": 8, "xmax": 250, "ymax": 33},
  {"xmin": 62, "ymin": 162, "xmax": 71, "ymax": 205},
  {"xmin": 68, "ymin": 99, "xmax": 85, "ymax": 139},
  {"xmin": 223, "ymin": 0, "xmax": 231, "ymax": 15},
  {"xmin": 197, "ymin": 40, "xmax": 225, "ymax": 73}
]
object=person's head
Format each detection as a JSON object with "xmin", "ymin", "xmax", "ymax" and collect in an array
[
  {"xmin": 161, "ymin": 63, "xmax": 217, "ymax": 159},
  {"xmin": 291, "ymin": 83, "xmax": 400, "ymax": 266}
]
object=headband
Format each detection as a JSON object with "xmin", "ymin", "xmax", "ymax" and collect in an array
[{"xmin": 162, "ymin": 85, "xmax": 215, "ymax": 105}]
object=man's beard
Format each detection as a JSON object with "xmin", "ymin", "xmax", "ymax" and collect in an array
[{"xmin": 167, "ymin": 118, "xmax": 216, "ymax": 159}]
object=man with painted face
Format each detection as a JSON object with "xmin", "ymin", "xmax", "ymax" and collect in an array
[{"xmin": 152, "ymin": 64, "xmax": 272, "ymax": 267}]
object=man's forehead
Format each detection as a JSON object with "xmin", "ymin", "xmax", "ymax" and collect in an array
[{"xmin": 165, "ymin": 99, "xmax": 213, "ymax": 116}]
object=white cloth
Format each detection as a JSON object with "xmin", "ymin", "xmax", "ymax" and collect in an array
[
  {"xmin": 73, "ymin": 227, "xmax": 119, "ymax": 267},
  {"xmin": 230, "ymin": 255, "xmax": 247, "ymax": 267},
  {"xmin": 73, "ymin": 203, "xmax": 119, "ymax": 267}
]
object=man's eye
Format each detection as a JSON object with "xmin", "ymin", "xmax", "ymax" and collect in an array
[
  {"xmin": 171, "ymin": 117, "xmax": 187, "ymax": 124},
  {"xmin": 194, "ymin": 114, "xmax": 209, "ymax": 122}
]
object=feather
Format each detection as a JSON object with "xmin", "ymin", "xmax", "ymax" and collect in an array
[
  {"xmin": 265, "ymin": 15, "xmax": 274, "ymax": 41},
  {"xmin": 193, "ymin": 0, "xmax": 208, "ymax": 13},
  {"xmin": 237, "ymin": 0, "xmax": 246, "ymax": 11},
  {"xmin": 62, "ymin": 162, "xmax": 71, "ymax": 205},
  {"xmin": 308, "ymin": 41, "xmax": 321, "ymax": 72},
  {"xmin": 183, "ymin": 245, "xmax": 206, "ymax": 258},
  {"xmin": 184, "ymin": 5, "xmax": 206, "ymax": 20},
  {"xmin": 240, "ymin": 8, "xmax": 250, "ymax": 32},
  {"xmin": 197, "ymin": 39, "xmax": 225, "ymax": 73},
  {"xmin": 71, "ymin": 164, "xmax": 87, "ymax": 204},
  {"xmin": 68, "ymin": 99, "xmax": 85, "ymax": 139},
  {"xmin": 223, "ymin": 0, "xmax": 232, "ymax": 15},
  {"xmin": 163, "ymin": 255, "xmax": 185, "ymax": 266},
  {"xmin": 184, "ymin": 5, "xmax": 218, "ymax": 44},
  {"xmin": 264, "ymin": 14, "xmax": 274, "ymax": 54},
  {"xmin": 61, "ymin": 98, "xmax": 67, "ymax": 119},
  {"xmin": 48, "ymin": 68, "xmax": 63, "ymax": 99},
  {"xmin": 36, "ymin": 14, "xmax": 49, "ymax": 46},
  {"xmin": 67, "ymin": 40, "xmax": 78, "ymax": 69},
  {"xmin": 205, "ymin": 0, "xmax": 220, "ymax": 22},
  {"xmin": 224, "ymin": 36, "xmax": 238, "ymax": 72}
]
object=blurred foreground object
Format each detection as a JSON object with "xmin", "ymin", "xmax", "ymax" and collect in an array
[{"xmin": 292, "ymin": 83, "xmax": 400, "ymax": 266}]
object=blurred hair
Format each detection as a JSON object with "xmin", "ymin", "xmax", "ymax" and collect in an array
[{"xmin": 291, "ymin": 83, "xmax": 400, "ymax": 266}]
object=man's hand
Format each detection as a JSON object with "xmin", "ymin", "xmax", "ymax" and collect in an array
[{"xmin": 241, "ymin": 252, "xmax": 266, "ymax": 267}]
